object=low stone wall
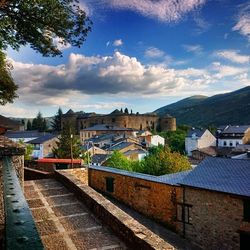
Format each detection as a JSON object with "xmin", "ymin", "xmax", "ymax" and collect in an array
[
  {"xmin": 88, "ymin": 167, "xmax": 181, "ymax": 230},
  {"xmin": 55, "ymin": 170, "xmax": 175, "ymax": 249}
]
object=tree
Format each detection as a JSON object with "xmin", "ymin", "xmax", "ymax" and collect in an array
[
  {"xmin": 0, "ymin": 0, "xmax": 92, "ymax": 104},
  {"xmin": 120, "ymin": 108, "xmax": 123, "ymax": 113},
  {"xmin": 32, "ymin": 112, "xmax": 47, "ymax": 132},
  {"xmin": 124, "ymin": 108, "xmax": 129, "ymax": 114},
  {"xmin": 0, "ymin": 51, "xmax": 18, "ymax": 105},
  {"xmin": 0, "ymin": 0, "xmax": 92, "ymax": 57},
  {"xmin": 18, "ymin": 139, "xmax": 34, "ymax": 160},
  {"xmin": 53, "ymin": 122, "xmax": 81, "ymax": 159},
  {"xmin": 27, "ymin": 120, "xmax": 32, "ymax": 130},
  {"xmin": 104, "ymin": 151, "xmax": 131, "ymax": 171},
  {"xmin": 51, "ymin": 107, "xmax": 63, "ymax": 132},
  {"xmin": 130, "ymin": 109, "xmax": 133, "ymax": 114},
  {"xmin": 141, "ymin": 146, "xmax": 191, "ymax": 175}
]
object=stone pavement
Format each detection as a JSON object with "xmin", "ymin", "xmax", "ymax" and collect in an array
[{"xmin": 24, "ymin": 178, "xmax": 127, "ymax": 250}]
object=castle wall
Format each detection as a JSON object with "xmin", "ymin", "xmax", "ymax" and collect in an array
[{"xmin": 62, "ymin": 112, "xmax": 176, "ymax": 134}]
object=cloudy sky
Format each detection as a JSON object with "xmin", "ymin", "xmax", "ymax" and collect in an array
[{"xmin": 2, "ymin": 0, "xmax": 250, "ymax": 118}]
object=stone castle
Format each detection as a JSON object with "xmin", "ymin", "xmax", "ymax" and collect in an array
[{"xmin": 62, "ymin": 109, "xmax": 176, "ymax": 134}]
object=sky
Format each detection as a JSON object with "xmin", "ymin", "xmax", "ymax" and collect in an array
[{"xmin": 1, "ymin": 0, "xmax": 250, "ymax": 118}]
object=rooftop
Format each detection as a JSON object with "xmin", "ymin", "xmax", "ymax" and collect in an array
[
  {"xmin": 187, "ymin": 129, "xmax": 207, "ymax": 138},
  {"xmin": 179, "ymin": 157, "xmax": 250, "ymax": 197},
  {"xmin": 27, "ymin": 134, "xmax": 57, "ymax": 144},
  {"xmin": 5, "ymin": 130, "xmax": 48, "ymax": 139},
  {"xmin": 81, "ymin": 124, "xmax": 134, "ymax": 131},
  {"xmin": 89, "ymin": 165, "xmax": 190, "ymax": 186},
  {"xmin": 220, "ymin": 125, "xmax": 250, "ymax": 134},
  {"xmin": 36, "ymin": 158, "xmax": 81, "ymax": 164}
]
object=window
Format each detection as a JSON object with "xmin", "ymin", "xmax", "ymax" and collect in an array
[
  {"xmin": 106, "ymin": 177, "xmax": 114, "ymax": 193},
  {"xmin": 236, "ymin": 141, "xmax": 239, "ymax": 146},
  {"xmin": 229, "ymin": 142, "xmax": 233, "ymax": 147},
  {"xmin": 243, "ymin": 200, "xmax": 250, "ymax": 222},
  {"xmin": 223, "ymin": 141, "xmax": 227, "ymax": 146},
  {"xmin": 112, "ymin": 118, "xmax": 116, "ymax": 123},
  {"xmin": 177, "ymin": 203, "xmax": 192, "ymax": 224}
]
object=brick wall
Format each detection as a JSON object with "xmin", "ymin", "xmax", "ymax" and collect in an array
[
  {"xmin": 88, "ymin": 167, "xmax": 181, "ymax": 230},
  {"xmin": 178, "ymin": 187, "xmax": 250, "ymax": 249}
]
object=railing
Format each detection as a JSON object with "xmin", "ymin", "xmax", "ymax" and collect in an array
[{"xmin": 3, "ymin": 156, "xmax": 44, "ymax": 249}]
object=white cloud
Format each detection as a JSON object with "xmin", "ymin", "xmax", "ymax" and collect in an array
[
  {"xmin": 182, "ymin": 44, "xmax": 203, "ymax": 54},
  {"xmin": 103, "ymin": 0, "xmax": 206, "ymax": 22},
  {"xmin": 144, "ymin": 47, "xmax": 165, "ymax": 58},
  {"xmin": 53, "ymin": 37, "xmax": 71, "ymax": 50},
  {"xmin": 215, "ymin": 50, "xmax": 250, "ymax": 64},
  {"xmin": 8, "ymin": 51, "xmax": 250, "ymax": 115},
  {"xmin": 113, "ymin": 39, "xmax": 123, "ymax": 46},
  {"xmin": 233, "ymin": 3, "xmax": 250, "ymax": 42},
  {"xmin": 211, "ymin": 62, "xmax": 248, "ymax": 79}
]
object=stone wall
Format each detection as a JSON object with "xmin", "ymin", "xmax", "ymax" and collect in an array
[
  {"xmin": 178, "ymin": 187, "xmax": 250, "ymax": 249},
  {"xmin": 62, "ymin": 112, "xmax": 177, "ymax": 134},
  {"xmin": 88, "ymin": 167, "xmax": 181, "ymax": 230}
]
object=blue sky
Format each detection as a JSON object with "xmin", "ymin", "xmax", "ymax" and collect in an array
[{"xmin": 2, "ymin": 0, "xmax": 250, "ymax": 118}]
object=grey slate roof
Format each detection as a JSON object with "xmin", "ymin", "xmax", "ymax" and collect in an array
[
  {"xmin": 179, "ymin": 157, "xmax": 250, "ymax": 197},
  {"xmin": 5, "ymin": 130, "xmax": 47, "ymax": 139},
  {"xmin": 109, "ymin": 142, "xmax": 134, "ymax": 151},
  {"xmin": 91, "ymin": 154, "xmax": 109, "ymax": 164},
  {"xmin": 82, "ymin": 124, "xmax": 133, "ymax": 131},
  {"xmin": 27, "ymin": 134, "xmax": 57, "ymax": 144},
  {"xmin": 220, "ymin": 125, "xmax": 250, "ymax": 134},
  {"xmin": 89, "ymin": 165, "xmax": 190, "ymax": 186},
  {"xmin": 187, "ymin": 129, "xmax": 206, "ymax": 138}
]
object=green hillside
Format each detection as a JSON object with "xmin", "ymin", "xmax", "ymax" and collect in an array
[{"xmin": 154, "ymin": 86, "xmax": 250, "ymax": 126}]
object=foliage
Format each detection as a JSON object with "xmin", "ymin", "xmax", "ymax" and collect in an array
[
  {"xmin": 18, "ymin": 139, "xmax": 34, "ymax": 160},
  {"xmin": 0, "ymin": 0, "xmax": 92, "ymax": 57},
  {"xmin": 53, "ymin": 122, "xmax": 81, "ymax": 159},
  {"xmin": 141, "ymin": 146, "xmax": 191, "ymax": 175},
  {"xmin": 0, "ymin": 51, "xmax": 18, "ymax": 105},
  {"xmin": 0, "ymin": 0, "xmax": 91, "ymax": 105},
  {"xmin": 32, "ymin": 112, "xmax": 47, "ymax": 132},
  {"xmin": 124, "ymin": 108, "xmax": 129, "ymax": 114},
  {"xmin": 105, "ymin": 146, "xmax": 191, "ymax": 176},
  {"xmin": 104, "ymin": 151, "xmax": 131, "ymax": 171},
  {"xmin": 27, "ymin": 120, "xmax": 32, "ymax": 130},
  {"xmin": 51, "ymin": 107, "xmax": 63, "ymax": 132},
  {"xmin": 159, "ymin": 125, "xmax": 190, "ymax": 154}
]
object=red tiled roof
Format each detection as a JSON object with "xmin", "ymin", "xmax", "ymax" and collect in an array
[{"xmin": 37, "ymin": 158, "xmax": 81, "ymax": 164}]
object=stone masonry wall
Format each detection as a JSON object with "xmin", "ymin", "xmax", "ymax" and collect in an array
[
  {"xmin": 89, "ymin": 168, "xmax": 181, "ymax": 230},
  {"xmin": 179, "ymin": 187, "xmax": 248, "ymax": 250}
]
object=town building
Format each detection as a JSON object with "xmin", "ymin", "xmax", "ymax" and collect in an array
[
  {"xmin": 0, "ymin": 114, "xmax": 24, "ymax": 134},
  {"xmin": 185, "ymin": 129, "xmax": 216, "ymax": 156},
  {"xmin": 178, "ymin": 157, "xmax": 250, "ymax": 249},
  {"xmin": 62, "ymin": 109, "xmax": 176, "ymax": 134},
  {"xmin": 27, "ymin": 134, "xmax": 58, "ymax": 159},
  {"xmin": 80, "ymin": 124, "xmax": 136, "ymax": 143},
  {"xmin": 5, "ymin": 130, "xmax": 48, "ymax": 143},
  {"xmin": 217, "ymin": 125, "xmax": 250, "ymax": 147}
]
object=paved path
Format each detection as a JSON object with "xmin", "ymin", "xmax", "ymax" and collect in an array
[{"xmin": 24, "ymin": 179, "xmax": 127, "ymax": 250}]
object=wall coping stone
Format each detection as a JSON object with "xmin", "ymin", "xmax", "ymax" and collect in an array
[
  {"xmin": 0, "ymin": 136, "xmax": 25, "ymax": 156},
  {"xmin": 88, "ymin": 165, "xmax": 190, "ymax": 186}
]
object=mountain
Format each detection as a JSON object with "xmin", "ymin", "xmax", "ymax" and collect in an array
[{"xmin": 154, "ymin": 86, "xmax": 250, "ymax": 126}]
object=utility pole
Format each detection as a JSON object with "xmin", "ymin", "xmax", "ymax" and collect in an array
[{"xmin": 70, "ymin": 128, "xmax": 73, "ymax": 169}]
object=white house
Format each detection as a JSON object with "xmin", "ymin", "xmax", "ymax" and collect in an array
[
  {"xmin": 185, "ymin": 129, "xmax": 216, "ymax": 156},
  {"xmin": 27, "ymin": 134, "xmax": 58, "ymax": 159},
  {"xmin": 217, "ymin": 125, "xmax": 250, "ymax": 148}
]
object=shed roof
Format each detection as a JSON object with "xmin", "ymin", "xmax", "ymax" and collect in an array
[
  {"xmin": 27, "ymin": 134, "xmax": 57, "ymax": 144},
  {"xmin": 179, "ymin": 157, "xmax": 250, "ymax": 197},
  {"xmin": 187, "ymin": 129, "xmax": 206, "ymax": 138}
]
